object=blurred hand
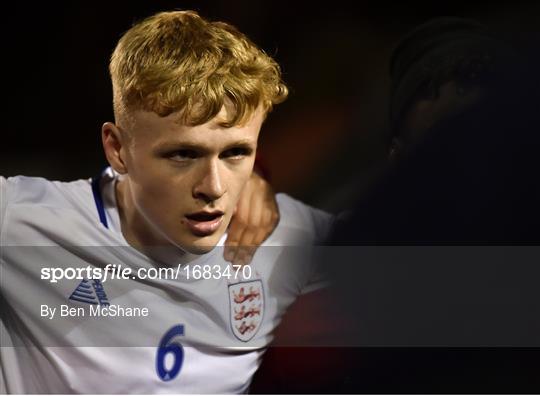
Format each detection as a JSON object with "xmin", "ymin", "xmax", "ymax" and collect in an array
[{"xmin": 224, "ymin": 172, "xmax": 279, "ymax": 265}]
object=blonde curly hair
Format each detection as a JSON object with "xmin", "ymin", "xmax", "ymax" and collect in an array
[{"xmin": 110, "ymin": 10, "xmax": 288, "ymax": 127}]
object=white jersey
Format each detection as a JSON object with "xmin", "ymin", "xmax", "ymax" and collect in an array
[{"xmin": 0, "ymin": 169, "xmax": 333, "ymax": 394}]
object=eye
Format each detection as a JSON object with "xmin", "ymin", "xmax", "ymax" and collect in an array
[
  {"xmin": 169, "ymin": 149, "xmax": 199, "ymax": 161},
  {"xmin": 220, "ymin": 147, "xmax": 253, "ymax": 160}
]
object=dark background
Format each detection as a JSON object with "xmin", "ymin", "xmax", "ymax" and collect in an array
[
  {"xmin": 2, "ymin": 2, "xmax": 539, "ymax": 393},
  {"xmin": 3, "ymin": 0, "xmax": 539, "ymax": 212}
]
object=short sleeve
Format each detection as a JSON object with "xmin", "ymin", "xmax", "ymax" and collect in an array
[
  {"xmin": 300, "ymin": 204, "xmax": 335, "ymax": 294},
  {"xmin": 270, "ymin": 194, "xmax": 336, "ymax": 296}
]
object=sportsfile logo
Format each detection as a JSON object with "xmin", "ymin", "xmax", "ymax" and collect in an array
[
  {"xmin": 69, "ymin": 279, "xmax": 110, "ymax": 306},
  {"xmin": 41, "ymin": 263, "xmax": 253, "ymax": 283},
  {"xmin": 41, "ymin": 264, "xmax": 136, "ymax": 283}
]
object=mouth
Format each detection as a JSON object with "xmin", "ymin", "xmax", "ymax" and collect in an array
[{"xmin": 184, "ymin": 211, "xmax": 225, "ymax": 237}]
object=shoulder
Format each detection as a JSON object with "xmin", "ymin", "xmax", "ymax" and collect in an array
[
  {"xmin": 0, "ymin": 175, "xmax": 98, "ymax": 241},
  {"xmin": 265, "ymin": 193, "xmax": 335, "ymax": 245},
  {"xmin": 2, "ymin": 175, "xmax": 91, "ymax": 209}
]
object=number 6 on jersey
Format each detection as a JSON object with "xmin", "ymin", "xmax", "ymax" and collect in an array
[{"xmin": 156, "ymin": 325, "xmax": 185, "ymax": 381}]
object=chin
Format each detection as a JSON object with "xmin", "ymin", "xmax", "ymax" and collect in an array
[
  {"xmin": 178, "ymin": 234, "xmax": 223, "ymax": 255},
  {"xmin": 182, "ymin": 243, "xmax": 216, "ymax": 255}
]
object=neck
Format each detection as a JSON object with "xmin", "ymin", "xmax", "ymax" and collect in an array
[{"xmin": 115, "ymin": 177, "xmax": 201, "ymax": 265}]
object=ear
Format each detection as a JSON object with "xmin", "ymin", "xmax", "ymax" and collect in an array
[{"xmin": 102, "ymin": 122, "xmax": 128, "ymax": 174}]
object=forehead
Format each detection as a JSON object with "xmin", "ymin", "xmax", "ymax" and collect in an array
[{"xmin": 127, "ymin": 106, "xmax": 264, "ymax": 149}]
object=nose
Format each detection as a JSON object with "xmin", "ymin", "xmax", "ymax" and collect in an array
[{"xmin": 192, "ymin": 158, "xmax": 226, "ymax": 203}]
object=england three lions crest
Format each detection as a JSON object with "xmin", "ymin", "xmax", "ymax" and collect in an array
[{"xmin": 229, "ymin": 280, "xmax": 264, "ymax": 342}]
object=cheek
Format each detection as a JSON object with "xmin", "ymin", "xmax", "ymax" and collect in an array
[
  {"xmin": 128, "ymin": 148, "xmax": 177, "ymax": 190},
  {"xmin": 132, "ymin": 181, "xmax": 169, "ymax": 219},
  {"xmin": 227, "ymin": 164, "xmax": 255, "ymax": 198},
  {"xmin": 129, "ymin": 163, "xmax": 192, "ymax": 216}
]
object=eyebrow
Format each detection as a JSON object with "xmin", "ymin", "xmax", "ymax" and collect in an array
[{"xmin": 154, "ymin": 139, "xmax": 255, "ymax": 154}]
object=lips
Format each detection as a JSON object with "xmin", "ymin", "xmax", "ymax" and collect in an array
[{"xmin": 184, "ymin": 211, "xmax": 224, "ymax": 237}]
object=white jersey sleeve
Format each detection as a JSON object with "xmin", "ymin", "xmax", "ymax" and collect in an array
[{"xmin": 266, "ymin": 193, "xmax": 335, "ymax": 295}]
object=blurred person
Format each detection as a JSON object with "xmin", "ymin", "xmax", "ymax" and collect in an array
[
  {"xmin": 327, "ymin": 17, "xmax": 540, "ymax": 393},
  {"xmin": 339, "ymin": 16, "xmax": 539, "ymax": 243},
  {"xmin": 0, "ymin": 10, "xmax": 335, "ymax": 393},
  {"xmin": 252, "ymin": 17, "xmax": 540, "ymax": 393}
]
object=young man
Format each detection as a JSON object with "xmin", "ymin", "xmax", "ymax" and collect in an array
[{"xmin": 0, "ymin": 10, "xmax": 333, "ymax": 393}]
